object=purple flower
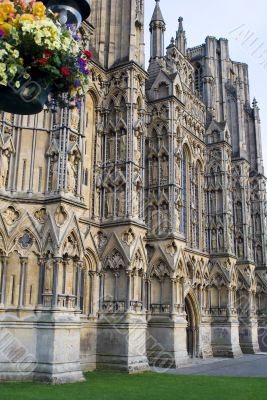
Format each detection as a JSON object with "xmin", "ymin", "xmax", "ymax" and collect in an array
[
  {"xmin": 75, "ymin": 98, "xmax": 82, "ymax": 109},
  {"xmin": 74, "ymin": 80, "xmax": 81, "ymax": 88},
  {"xmin": 78, "ymin": 58, "xmax": 87, "ymax": 73},
  {"xmin": 72, "ymin": 34, "xmax": 80, "ymax": 41},
  {"xmin": 0, "ymin": 30, "xmax": 5, "ymax": 38},
  {"xmin": 66, "ymin": 24, "xmax": 75, "ymax": 32}
]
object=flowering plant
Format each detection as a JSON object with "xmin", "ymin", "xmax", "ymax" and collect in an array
[{"xmin": 0, "ymin": 0, "xmax": 92, "ymax": 108}]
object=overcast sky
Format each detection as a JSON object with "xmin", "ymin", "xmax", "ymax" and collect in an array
[{"xmin": 144, "ymin": 0, "xmax": 267, "ymax": 173}]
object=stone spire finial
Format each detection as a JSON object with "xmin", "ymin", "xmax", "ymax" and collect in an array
[
  {"xmin": 178, "ymin": 17, "xmax": 184, "ymax": 31},
  {"xmin": 175, "ymin": 16, "xmax": 187, "ymax": 55},
  {"xmin": 149, "ymin": 0, "xmax": 166, "ymax": 59},
  {"xmin": 150, "ymin": 0, "xmax": 165, "ymax": 24}
]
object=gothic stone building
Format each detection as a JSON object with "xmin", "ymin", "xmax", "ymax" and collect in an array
[{"xmin": 0, "ymin": 0, "xmax": 266, "ymax": 383}]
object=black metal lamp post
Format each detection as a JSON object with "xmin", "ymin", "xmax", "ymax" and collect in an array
[{"xmin": 42, "ymin": 0, "xmax": 91, "ymax": 30}]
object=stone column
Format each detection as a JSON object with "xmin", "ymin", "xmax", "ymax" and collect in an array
[
  {"xmin": 181, "ymin": 279, "xmax": 185, "ymax": 309},
  {"xmin": 141, "ymin": 273, "xmax": 146, "ymax": 311},
  {"xmin": 52, "ymin": 258, "xmax": 60, "ymax": 307},
  {"xmin": 171, "ymin": 278, "xmax": 176, "ymax": 313},
  {"xmin": 62, "ymin": 260, "xmax": 68, "ymax": 295},
  {"xmin": 38, "ymin": 258, "xmax": 46, "ymax": 305},
  {"xmin": 208, "ymin": 285, "xmax": 211, "ymax": 310},
  {"xmin": 99, "ymin": 273, "xmax": 104, "ymax": 310},
  {"xmin": 19, "ymin": 257, "xmax": 27, "ymax": 307},
  {"xmin": 0, "ymin": 256, "xmax": 7, "ymax": 306},
  {"xmin": 114, "ymin": 272, "xmax": 119, "ymax": 303},
  {"xmin": 76, "ymin": 261, "xmax": 83, "ymax": 310},
  {"xmin": 126, "ymin": 270, "xmax": 131, "ymax": 310}
]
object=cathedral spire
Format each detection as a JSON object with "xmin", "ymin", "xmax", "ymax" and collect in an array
[
  {"xmin": 150, "ymin": 0, "xmax": 166, "ymax": 59},
  {"xmin": 176, "ymin": 16, "xmax": 187, "ymax": 55}
]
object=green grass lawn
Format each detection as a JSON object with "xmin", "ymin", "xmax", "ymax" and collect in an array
[{"xmin": 0, "ymin": 372, "xmax": 266, "ymax": 400}]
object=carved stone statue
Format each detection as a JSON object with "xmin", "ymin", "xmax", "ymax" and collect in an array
[
  {"xmin": 106, "ymin": 187, "xmax": 114, "ymax": 217},
  {"xmin": 133, "ymin": 132, "xmax": 140, "ymax": 165},
  {"xmin": 0, "ymin": 149, "xmax": 10, "ymax": 189},
  {"xmin": 161, "ymin": 203, "xmax": 169, "ymax": 231},
  {"xmin": 175, "ymin": 160, "xmax": 181, "ymax": 186},
  {"xmin": 67, "ymin": 154, "xmax": 77, "ymax": 193},
  {"xmin": 175, "ymin": 201, "xmax": 181, "ymax": 231},
  {"xmin": 120, "ymin": 133, "xmax": 127, "ymax": 160},
  {"xmin": 133, "ymin": 187, "xmax": 139, "ymax": 215},
  {"xmin": 161, "ymin": 155, "xmax": 168, "ymax": 180},
  {"xmin": 117, "ymin": 187, "xmax": 126, "ymax": 217},
  {"xmin": 71, "ymin": 108, "xmax": 80, "ymax": 130},
  {"xmin": 44, "ymin": 262, "xmax": 53, "ymax": 293}
]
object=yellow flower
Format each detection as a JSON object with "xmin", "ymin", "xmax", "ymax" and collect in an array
[
  {"xmin": 14, "ymin": 81, "xmax": 20, "ymax": 88},
  {"xmin": 18, "ymin": 57, "xmax": 23, "ymax": 65},
  {"xmin": 19, "ymin": 14, "xmax": 35, "ymax": 23},
  {"xmin": 0, "ymin": 63, "xmax": 6, "ymax": 73},
  {"xmin": 0, "ymin": 1, "xmax": 16, "ymax": 15},
  {"xmin": 0, "ymin": 11, "xmax": 7, "ymax": 24},
  {"xmin": 12, "ymin": 49, "xmax": 19, "ymax": 58},
  {"xmin": 9, "ymin": 64, "xmax": 17, "ymax": 75},
  {"xmin": 0, "ymin": 22, "xmax": 12, "ymax": 35},
  {"xmin": 32, "ymin": 2, "xmax": 46, "ymax": 18}
]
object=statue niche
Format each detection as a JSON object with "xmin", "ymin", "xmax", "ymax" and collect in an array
[
  {"xmin": 67, "ymin": 153, "xmax": 78, "ymax": 194},
  {"xmin": 161, "ymin": 155, "xmax": 168, "ymax": 181},
  {"xmin": 0, "ymin": 148, "xmax": 11, "ymax": 190}
]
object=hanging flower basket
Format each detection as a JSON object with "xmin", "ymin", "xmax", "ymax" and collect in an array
[{"xmin": 0, "ymin": 0, "xmax": 92, "ymax": 115}]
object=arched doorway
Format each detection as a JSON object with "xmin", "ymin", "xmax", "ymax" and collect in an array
[{"xmin": 185, "ymin": 294, "xmax": 199, "ymax": 358}]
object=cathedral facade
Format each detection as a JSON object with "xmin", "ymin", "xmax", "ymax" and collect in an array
[{"xmin": 0, "ymin": 0, "xmax": 266, "ymax": 383}]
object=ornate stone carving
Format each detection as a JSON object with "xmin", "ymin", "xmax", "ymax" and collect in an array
[
  {"xmin": 2, "ymin": 206, "xmax": 20, "ymax": 225},
  {"xmin": 54, "ymin": 205, "xmax": 68, "ymax": 227},
  {"xmin": 122, "ymin": 228, "xmax": 136, "ymax": 246},
  {"xmin": 63, "ymin": 236, "xmax": 78, "ymax": 257},
  {"xmin": 166, "ymin": 241, "xmax": 178, "ymax": 256},
  {"xmin": 95, "ymin": 231, "xmax": 108, "ymax": 251},
  {"xmin": 34, "ymin": 208, "xmax": 47, "ymax": 224}
]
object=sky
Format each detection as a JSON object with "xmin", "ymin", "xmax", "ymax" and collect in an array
[{"xmin": 144, "ymin": 0, "xmax": 267, "ymax": 174}]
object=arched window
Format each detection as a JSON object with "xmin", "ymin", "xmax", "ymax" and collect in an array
[{"xmin": 195, "ymin": 64, "xmax": 203, "ymax": 98}]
